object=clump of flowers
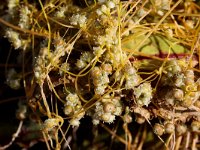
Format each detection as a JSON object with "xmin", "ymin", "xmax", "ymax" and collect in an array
[
  {"xmin": 1, "ymin": 0, "xmax": 200, "ymax": 149},
  {"xmin": 87, "ymin": 94, "xmax": 122, "ymax": 125}
]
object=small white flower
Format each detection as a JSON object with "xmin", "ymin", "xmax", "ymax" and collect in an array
[
  {"xmin": 81, "ymin": 51, "xmax": 94, "ymax": 62},
  {"xmin": 79, "ymin": 15, "xmax": 87, "ymax": 26},
  {"xmin": 76, "ymin": 59, "xmax": 87, "ymax": 69},
  {"xmin": 185, "ymin": 20, "xmax": 194, "ymax": 29},
  {"xmin": 6, "ymin": 68, "xmax": 21, "ymax": 90},
  {"xmin": 69, "ymin": 119, "xmax": 80, "ymax": 127},
  {"xmin": 101, "ymin": 5, "xmax": 109, "ymax": 14},
  {"xmin": 66, "ymin": 93, "xmax": 79, "ymax": 106},
  {"xmin": 55, "ymin": 6, "xmax": 67, "ymax": 18},
  {"xmin": 106, "ymin": 1, "xmax": 115, "ymax": 9},
  {"xmin": 8, "ymin": 0, "xmax": 19, "ymax": 14},
  {"xmin": 92, "ymin": 119, "xmax": 100, "ymax": 125},
  {"xmin": 125, "ymin": 74, "xmax": 141, "ymax": 89},
  {"xmin": 161, "ymin": 0, "xmax": 170, "ymax": 10},
  {"xmin": 70, "ymin": 14, "xmax": 87, "ymax": 27},
  {"xmin": 34, "ymin": 71, "xmax": 40, "ymax": 79},
  {"xmin": 5, "ymin": 29, "xmax": 22, "ymax": 49},
  {"xmin": 93, "ymin": 46, "xmax": 104, "ymax": 56},
  {"xmin": 43, "ymin": 117, "xmax": 62, "ymax": 132},
  {"xmin": 95, "ymin": 85, "xmax": 106, "ymax": 95},
  {"xmin": 134, "ymin": 82, "xmax": 152, "ymax": 106},
  {"xmin": 137, "ymin": 8, "xmax": 148, "ymax": 17},
  {"xmin": 97, "ymin": 0, "xmax": 106, "ymax": 3},
  {"xmin": 96, "ymin": 9, "xmax": 103, "ymax": 16},
  {"xmin": 19, "ymin": 6, "xmax": 31, "ymax": 29},
  {"xmin": 157, "ymin": 10, "xmax": 164, "ymax": 16},
  {"xmin": 101, "ymin": 113, "xmax": 115, "ymax": 123}
]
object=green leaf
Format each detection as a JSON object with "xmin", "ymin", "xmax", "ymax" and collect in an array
[{"xmin": 122, "ymin": 34, "xmax": 189, "ymax": 56}]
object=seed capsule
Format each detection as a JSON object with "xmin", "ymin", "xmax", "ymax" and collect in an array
[
  {"xmin": 135, "ymin": 115, "xmax": 146, "ymax": 124},
  {"xmin": 134, "ymin": 107, "xmax": 150, "ymax": 120},
  {"xmin": 173, "ymin": 89, "xmax": 184, "ymax": 100},
  {"xmin": 101, "ymin": 63, "xmax": 112, "ymax": 74},
  {"xmin": 101, "ymin": 113, "xmax": 115, "ymax": 123},
  {"xmin": 185, "ymin": 78, "xmax": 194, "ymax": 85},
  {"xmin": 76, "ymin": 59, "xmax": 86, "ymax": 69},
  {"xmin": 123, "ymin": 114, "xmax": 132, "ymax": 123},
  {"xmin": 164, "ymin": 122, "xmax": 175, "ymax": 134},
  {"xmin": 154, "ymin": 123, "xmax": 165, "ymax": 136},
  {"xmin": 91, "ymin": 67, "xmax": 101, "ymax": 77},
  {"xmin": 176, "ymin": 124, "xmax": 187, "ymax": 136},
  {"xmin": 191, "ymin": 121, "xmax": 200, "ymax": 132},
  {"xmin": 185, "ymin": 70, "xmax": 194, "ymax": 80},
  {"xmin": 103, "ymin": 102, "xmax": 116, "ymax": 113},
  {"xmin": 181, "ymin": 94, "xmax": 193, "ymax": 107},
  {"xmin": 194, "ymin": 100, "xmax": 200, "ymax": 109},
  {"xmin": 64, "ymin": 105, "xmax": 73, "ymax": 115},
  {"xmin": 74, "ymin": 109, "xmax": 85, "ymax": 120},
  {"xmin": 69, "ymin": 119, "xmax": 80, "ymax": 127}
]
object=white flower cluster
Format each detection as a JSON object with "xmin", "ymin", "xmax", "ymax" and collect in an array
[
  {"xmin": 43, "ymin": 116, "xmax": 63, "ymax": 132},
  {"xmin": 5, "ymin": 29, "xmax": 29, "ymax": 50},
  {"xmin": 34, "ymin": 37, "xmax": 73, "ymax": 84},
  {"xmin": 104, "ymin": 45, "xmax": 128, "ymax": 69},
  {"xmin": 151, "ymin": 0, "xmax": 171, "ymax": 16},
  {"xmin": 165, "ymin": 60, "xmax": 182, "ymax": 77},
  {"xmin": 96, "ymin": 25, "xmax": 118, "ymax": 48},
  {"xmin": 91, "ymin": 66, "xmax": 110, "ymax": 95},
  {"xmin": 93, "ymin": 46, "xmax": 105, "ymax": 57},
  {"xmin": 97, "ymin": 0, "xmax": 106, "ymax": 4},
  {"xmin": 53, "ymin": 36, "xmax": 69, "ymax": 57},
  {"xmin": 159, "ymin": 60, "xmax": 200, "ymax": 107},
  {"xmin": 137, "ymin": 8, "xmax": 148, "ymax": 18},
  {"xmin": 7, "ymin": 0, "xmax": 19, "ymax": 15},
  {"xmin": 54, "ymin": 6, "xmax": 68, "ymax": 18},
  {"xmin": 43, "ymin": 118, "xmax": 59, "ymax": 132},
  {"xmin": 59, "ymin": 62, "xmax": 70, "ymax": 76},
  {"xmin": 76, "ymin": 51, "xmax": 94, "ymax": 69},
  {"xmin": 174, "ymin": 73, "xmax": 185, "ymax": 87},
  {"xmin": 89, "ymin": 95, "xmax": 122, "ymax": 125},
  {"xmin": 134, "ymin": 82, "xmax": 152, "ymax": 106},
  {"xmin": 51, "ymin": 36, "xmax": 74, "ymax": 67},
  {"xmin": 154, "ymin": 0, "xmax": 171, "ymax": 11},
  {"xmin": 182, "ymin": 69, "xmax": 200, "ymax": 106},
  {"xmin": 70, "ymin": 14, "xmax": 87, "ymax": 27},
  {"xmin": 97, "ymin": 0, "xmax": 119, "ymax": 5},
  {"xmin": 94, "ymin": 26, "xmax": 124, "ymax": 68},
  {"xmin": 6, "ymin": 68, "xmax": 21, "ymax": 90},
  {"xmin": 5, "ymin": 29, "xmax": 21, "ymax": 49},
  {"xmin": 161, "ymin": 60, "xmax": 184, "ymax": 85},
  {"xmin": 134, "ymin": 107, "xmax": 150, "ymax": 124},
  {"xmin": 64, "ymin": 93, "xmax": 85, "ymax": 127},
  {"xmin": 19, "ymin": 6, "xmax": 31, "ymax": 29},
  {"xmin": 124, "ymin": 64, "xmax": 141, "ymax": 89},
  {"xmin": 65, "ymin": 93, "xmax": 80, "ymax": 106},
  {"xmin": 34, "ymin": 47, "xmax": 48, "ymax": 84},
  {"xmin": 96, "ymin": 1, "xmax": 116, "ymax": 16}
]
